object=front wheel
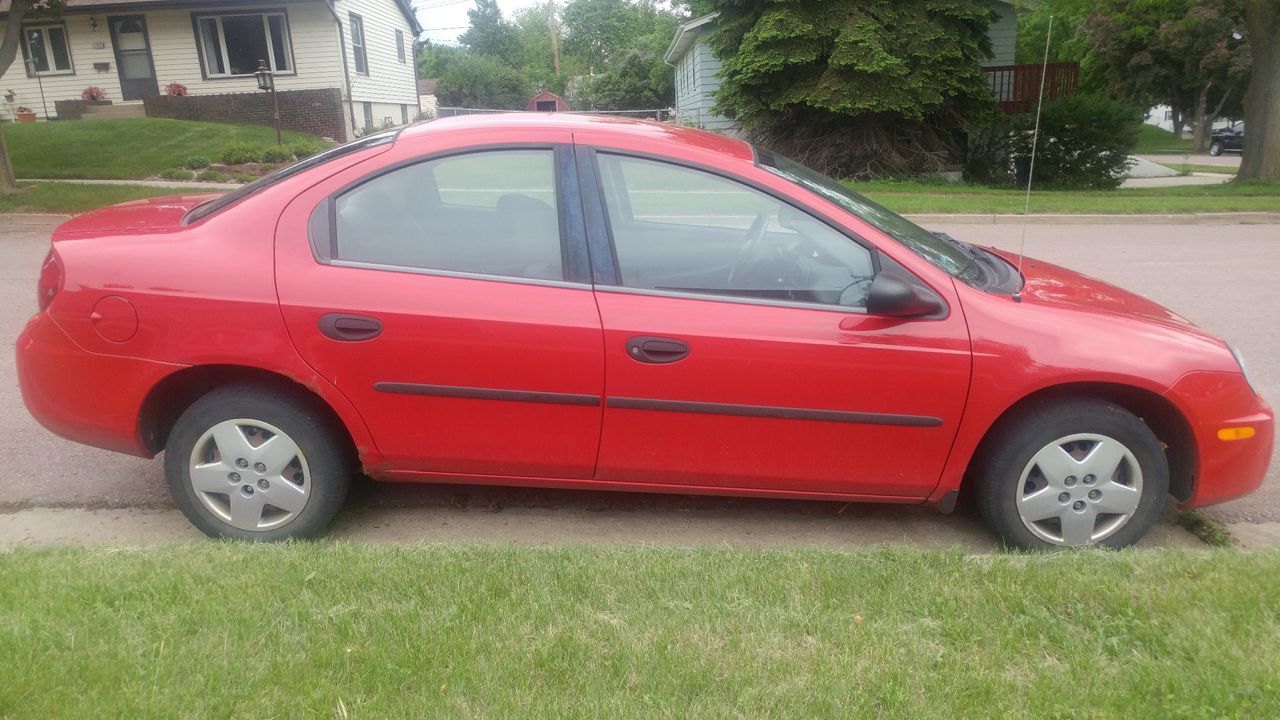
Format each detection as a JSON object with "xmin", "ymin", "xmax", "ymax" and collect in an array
[
  {"xmin": 164, "ymin": 385, "xmax": 351, "ymax": 540},
  {"xmin": 1209, "ymin": 142, "xmax": 1224, "ymax": 156},
  {"xmin": 976, "ymin": 400, "xmax": 1169, "ymax": 550}
]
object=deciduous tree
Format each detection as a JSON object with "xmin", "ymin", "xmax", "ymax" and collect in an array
[
  {"xmin": 1238, "ymin": 0, "xmax": 1279, "ymax": 180},
  {"xmin": 0, "ymin": 0, "xmax": 68, "ymax": 191}
]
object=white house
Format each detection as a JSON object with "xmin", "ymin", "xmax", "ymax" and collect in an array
[
  {"xmin": 666, "ymin": 1, "xmax": 1024, "ymax": 132},
  {"xmin": 0, "ymin": 0, "xmax": 421, "ymax": 140}
]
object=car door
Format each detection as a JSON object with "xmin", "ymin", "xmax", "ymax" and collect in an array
[
  {"xmin": 275, "ymin": 142, "xmax": 605, "ymax": 478},
  {"xmin": 584, "ymin": 150, "xmax": 971, "ymax": 498}
]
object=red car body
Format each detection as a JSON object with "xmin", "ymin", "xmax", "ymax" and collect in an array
[{"xmin": 16, "ymin": 114, "xmax": 1273, "ymax": 515}]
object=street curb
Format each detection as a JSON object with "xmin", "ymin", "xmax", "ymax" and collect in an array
[
  {"xmin": 0, "ymin": 213, "xmax": 72, "ymax": 226},
  {"xmin": 904, "ymin": 212, "xmax": 1280, "ymax": 225}
]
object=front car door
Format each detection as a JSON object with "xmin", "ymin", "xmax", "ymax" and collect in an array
[
  {"xmin": 275, "ymin": 138, "xmax": 605, "ymax": 479},
  {"xmin": 583, "ymin": 149, "xmax": 972, "ymax": 499}
]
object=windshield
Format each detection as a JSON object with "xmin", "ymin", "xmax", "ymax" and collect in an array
[
  {"xmin": 184, "ymin": 129, "xmax": 400, "ymax": 224},
  {"xmin": 757, "ymin": 149, "xmax": 979, "ymax": 282}
]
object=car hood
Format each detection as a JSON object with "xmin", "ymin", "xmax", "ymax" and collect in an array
[
  {"xmin": 987, "ymin": 248, "xmax": 1215, "ymax": 337},
  {"xmin": 52, "ymin": 194, "xmax": 224, "ymax": 239}
]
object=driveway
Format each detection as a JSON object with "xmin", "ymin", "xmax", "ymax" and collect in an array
[{"xmin": 1, "ymin": 218, "xmax": 1274, "ymax": 547}]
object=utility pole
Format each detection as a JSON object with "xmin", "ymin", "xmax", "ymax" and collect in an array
[{"xmin": 548, "ymin": 0, "xmax": 560, "ymax": 76}]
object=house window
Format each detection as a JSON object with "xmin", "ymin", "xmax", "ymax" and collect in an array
[
  {"xmin": 396, "ymin": 29, "xmax": 406, "ymax": 63},
  {"xmin": 195, "ymin": 12, "xmax": 293, "ymax": 77},
  {"xmin": 350, "ymin": 13, "xmax": 368, "ymax": 74},
  {"xmin": 362, "ymin": 102, "xmax": 374, "ymax": 131},
  {"xmin": 22, "ymin": 24, "xmax": 73, "ymax": 75},
  {"xmin": 401, "ymin": 104, "xmax": 409, "ymax": 125}
]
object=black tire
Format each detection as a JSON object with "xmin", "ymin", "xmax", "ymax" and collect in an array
[
  {"xmin": 1209, "ymin": 142, "xmax": 1223, "ymax": 157},
  {"xmin": 975, "ymin": 399, "xmax": 1169, "ymax": 550},
  {"xmin": 164, "ymin": 384, "xmax": 351, "ymax": 540}
]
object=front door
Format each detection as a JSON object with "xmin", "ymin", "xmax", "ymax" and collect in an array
[
  {"xmin": 587, "ymin": 152, "xmax": 972, "ymax": 498},
  {"xmin": 109, "ymin": 16, "xmax": 158, "ymax": 101}
]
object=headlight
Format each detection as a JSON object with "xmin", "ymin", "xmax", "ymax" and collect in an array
[{"xmin": 1229, "ymin": 343, "xmax": 1258, "ymax": 395}]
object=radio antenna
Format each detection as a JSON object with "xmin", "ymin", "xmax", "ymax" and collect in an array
[{"xmin": 1014, "ymin": 14, "xmax": 1053, "ymax": 303}]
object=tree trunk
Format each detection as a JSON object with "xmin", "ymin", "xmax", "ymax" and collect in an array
[
  {"xmin": 0, "ymin": 0, "xmax": 32, "ymax": 192},
  {"xmin": 1239, "ymin": 0, "xmax": 1280, "ymax": 181},
  {"xmin": 1191, "ymin": 84, "xmax": 1211, "ymax": 153}
]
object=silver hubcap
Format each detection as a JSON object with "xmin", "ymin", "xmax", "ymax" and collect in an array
[
  {"xmin": 1016, "ymin": 433, "xmax": 1143, "ymax": 547},
  {"xmin": 188, "ymin": 419, "xmax": 310, "ymax": 531}
]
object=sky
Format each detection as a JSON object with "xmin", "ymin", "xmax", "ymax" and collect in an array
[{"xmin": 410, "ymin": 0, "xmax": 550, "ymax": 45}]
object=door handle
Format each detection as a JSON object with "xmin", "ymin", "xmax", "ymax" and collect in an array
[
  {"xmin": 626, "ymin": 336, "xmax": 690, "ymax": 364},
  {"xmin": 319, "ymin": 313, "xmax": 383, "ymax": 342}
]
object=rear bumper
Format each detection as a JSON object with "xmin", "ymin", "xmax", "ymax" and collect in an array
[
  {"xmin": 16, "ymin": 312, "xmax": 182, "ymax": 458},
  {"xmin": 1166, "ymin": 371, "xmax": 1274, "ymax": 508}
]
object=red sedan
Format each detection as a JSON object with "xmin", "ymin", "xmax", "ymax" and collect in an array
[{"xmin": 16, "ymin": 114, "xmax": 1273, "ymax": 548}]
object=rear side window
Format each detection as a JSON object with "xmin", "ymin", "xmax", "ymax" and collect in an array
[{"xmin": 332, "ymin": 150, "xmax": 564, "ymax": 282}]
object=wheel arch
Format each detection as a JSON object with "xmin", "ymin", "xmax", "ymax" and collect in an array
[
  {"xmin": 137, "ymin": 364, "xmax": 376, "ymax": 470},
  {"xmin": 962, "ymin": 381, "xmax": 1197, "ymax": 503}
]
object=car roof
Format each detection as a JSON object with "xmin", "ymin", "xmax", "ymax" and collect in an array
[{"xmin": 398, "ymin": 113, "xmax": 757, "ymax": 163}]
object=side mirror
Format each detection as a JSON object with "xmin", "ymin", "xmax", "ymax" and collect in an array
[{"xmin": 865, "ymin": 270, "xmax": 944, "ymax": 318}]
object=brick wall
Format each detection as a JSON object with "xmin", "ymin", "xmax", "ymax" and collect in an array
[
  {"xmin": 54, "ymin": 100, "xmax": 112, "ymax": 120},
  {"xmin": 144, "ymin": 88, "xmax": 347, "ymax": 142}
]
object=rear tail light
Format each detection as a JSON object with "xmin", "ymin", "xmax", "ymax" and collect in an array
[{"xmin": 38, "ymin": 250, "xmax": 62, "ymax": 313}]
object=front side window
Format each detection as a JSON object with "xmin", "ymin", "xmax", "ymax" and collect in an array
[
  {"xmin": 196, "ymin": 12, "xmax": 293, "ymax": 76},
  {"xmin": 350, "ymin": 13, "xmax": 368, "ymax": 74},
  {"xmin": 23, "ymin": 24, "xmax": 73, "ymax": 75},
  {"xmin": 334, "ymin": 150, "xmax": 564, "ymax": 282},
  {"xmin": 597, "ymin": 154, "xmax": 876, "ymax": 308}
]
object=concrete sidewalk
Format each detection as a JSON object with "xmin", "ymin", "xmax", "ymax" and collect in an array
[{"xmin": 23, "ymin": 177, "xmax": 242, "ymax": 191}]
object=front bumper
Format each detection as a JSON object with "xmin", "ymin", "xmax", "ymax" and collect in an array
[
  {"xmin": 16, "ymin": 312, "xmax": 182, "ymax": 458},
  {"xmin": 1166, "ymin": 371, "xmax": 1275, "ymax": 508}
]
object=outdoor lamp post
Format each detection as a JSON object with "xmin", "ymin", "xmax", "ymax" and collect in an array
[{"xmin": 254, "ymin": 59, "xmax": 282, "ymax": 145}]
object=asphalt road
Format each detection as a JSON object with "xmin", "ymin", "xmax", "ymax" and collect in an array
[{"xmin": 1, "ymin": 218, "xmax": 1276, "ymax": 540}]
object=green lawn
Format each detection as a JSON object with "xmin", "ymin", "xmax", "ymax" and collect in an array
[
  {"xmin": 1, "ymin": 544, "xmax": 1278, "ymax": 718},
  {"xmin": 2, "ymin": 118, "xmax": 323, "ymax": 180},
  {"xmin": 848, "ymin": 179, "xmax": 1280, "ymax": 214},
  {"xmin": 0, "ymin": 182, "xmax": 209, "ymax": 214},
  {"xmin": 1133, "ymin": 124, "xmax": 1194, "ymax": 154}
]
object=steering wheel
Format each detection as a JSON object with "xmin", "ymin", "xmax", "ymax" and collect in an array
[{"xmin": 726, "ymin": 210, "xmax": 773, "ymax": 288}]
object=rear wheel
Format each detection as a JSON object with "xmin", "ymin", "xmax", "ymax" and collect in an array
[
  {"xmin": 1209, "ymin": 141, "xmax": 1224, "ymax": 156},
  {"xmin": 164, "ymin": 386, "xmax": 350, "ymax": 540},
  {"xmin": 976, "ymin": 400, "xmax": 1169, "ymax": 550}
]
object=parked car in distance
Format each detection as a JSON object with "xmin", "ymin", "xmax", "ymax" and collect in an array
[
  {"xmin": 16, "ymin": 114, "xmax": 1273, "ymax": 549},
  {"xmin": 1210, "ymin": 124, "xmax": 1244, "ymax": 156}
]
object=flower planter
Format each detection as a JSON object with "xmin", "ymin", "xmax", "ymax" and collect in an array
[{"xmin": 16, "ymin": 112, "xmax": 37, "ymax": 123}]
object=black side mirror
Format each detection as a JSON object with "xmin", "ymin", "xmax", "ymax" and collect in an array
[{"xmin": 866, "ymin": 270, "xmax": 944, "ymax": 318}]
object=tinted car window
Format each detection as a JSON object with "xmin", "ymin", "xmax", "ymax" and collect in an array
[
  {"xmin": 334, "ymin": 150, "xmax": 563, "ymax": 281},
  {"xmin": 598, "ymin": 154, "xmax": 875, "ymax": 308}
]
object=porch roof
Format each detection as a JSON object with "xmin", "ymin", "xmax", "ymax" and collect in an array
[{"xmin": 0, "ymin": 0, "xmax": 423, "ymax": 34}]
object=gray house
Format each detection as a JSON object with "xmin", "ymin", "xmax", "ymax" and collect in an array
[{"xmin": 666, "ymin": 2, "xmax": 1023, "ymax": 131}]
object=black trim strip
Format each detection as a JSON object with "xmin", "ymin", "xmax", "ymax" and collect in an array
[
  {"xmin": 374, "ymin": 382, "xmax": 600, "ymax": 407},
  {"xmin": 606, "ymin": 397, "xmax": 942, "ymax": 427}
]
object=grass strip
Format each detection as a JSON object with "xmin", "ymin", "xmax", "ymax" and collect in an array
[
  {"xmin": 1, "ymin": 544, "xmax": 1277, "ymax": 718},
  {"xmin": 0, "ymin": 182, "xmax": 208, "ymax": 214}
]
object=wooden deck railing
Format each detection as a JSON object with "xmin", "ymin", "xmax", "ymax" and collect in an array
[{"xmin": 983, "ymin": 62, "xmax": 1081, "ymax": 114}]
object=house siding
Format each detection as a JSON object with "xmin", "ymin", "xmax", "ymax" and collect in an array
[
  {"xmin": 2, "ymin": 0, "xmax": 417, "ymax": 137},
  {"xmin": 983, "ymin": 0, "xmax": 1017, "ymax": 67},
  {"xmin": 673, "ymin": 37, "xmax": 732, "ymax": 131}
]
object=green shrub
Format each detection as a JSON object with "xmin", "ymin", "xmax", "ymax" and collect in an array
[
  {"xmin": 1007, "ymin": 94, "xmax": 1141, "ymax": 189},
  {"xmin": 183, "ymin": 155, "xmax": 211, "ymax": 170},
  {"xmin": 289, "ymin": 142, "xmax": 326, "ymax": 160},
  {"xmin": 159, "ymin": 168, "xmax": 193, "ymax": 181},
  {"xmin": 234, "ymin": 173, "xmax": 258, "ymax": 184},
  {"xmin": 220, "ymin": 143, "xmax": 263, "ymax": 165},
  {"xmin": 259, "ymin": 146, "xmax": 293, "ymax": 164},
  {"xmin": 196, "ymin": 170, "xmax": 233, "ymax": 183}
]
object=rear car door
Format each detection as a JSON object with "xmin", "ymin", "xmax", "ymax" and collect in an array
[
  {"xmin": 275, "ymin": 140, "xmax": 605, "ymax": 478},
  {"xmin": 584, "ymin": 150, "xmax": 971, "ymax": 498}
]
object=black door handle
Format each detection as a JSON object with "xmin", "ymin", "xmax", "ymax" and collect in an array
[
  {"xmin": 319, "ymin": 313, "xmax": 383, "ymax": 342},
  {"xmin": 626, "ymin": 336, "xmax": 689, "ymax": 364}
]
